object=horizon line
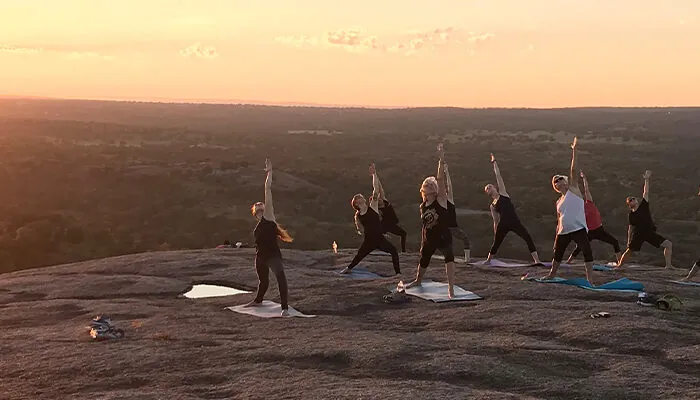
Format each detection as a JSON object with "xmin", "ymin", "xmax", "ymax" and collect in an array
[{"xmin": 1, "ymin": 93, "xmax": 699, "ymax": 111}]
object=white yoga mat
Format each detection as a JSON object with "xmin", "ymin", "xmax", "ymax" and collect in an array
[
  {"xmin": 226, "ymin": 300, "xmax": 316, "ymax": 318},
  {"xmin": 669, "ymin": 280, "xmax": 700, "ymax": 287},
  {"xmin": 473, "ymin": 259, "xmax": 531, "ymax": 268},
  {"xmin": 398, "ymin": 280, "xmax": 482, "ymax": 303},
  {"xmin": 183, "ymin": 284, "xmax": 250, "ymax": 299}
]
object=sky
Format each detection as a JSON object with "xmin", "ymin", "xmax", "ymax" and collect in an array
[{"xmin": 1, "ymin": 0, "xmax": 698, "ymax": 108}]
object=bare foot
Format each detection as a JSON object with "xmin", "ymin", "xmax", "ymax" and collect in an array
[
  {"xmin": 541, "ymin": 273, "xmax": 556, "ymax": 280},
  {"xmin": 448, "ymin": 288, "xmax": 455, "ymax": 299},
  {"xmin": 339, "ymin": 267, "xmax": 351, "ymax": 274},
  {"xmin": 665, "ymin": 265, "xmax": 675, "ymax": 270},
  {"xmin": 483, "ymin": 259, "xmax": 491, "ymax": 265},
  {"xmin": 405, "ymin": 279, "xmax": 422, "ymax": 289}
]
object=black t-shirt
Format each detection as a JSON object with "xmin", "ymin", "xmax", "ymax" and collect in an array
[
  {"xmin": 254, "ymin": 217, "xmax": 282, "ymax": 259},
  {"xmin": 491, "ymin": 195, "xmax": 520, "ymax": 225},
  {"xmin": 445, "ymin": 201, "xmax": 459, "ymax": 228},
  {"xmin": 629, "ymin": 198, "xmax": 656, "ymax": 232},
  {"xmin": 358, "ymin": 207, "xmax": 384, "ymax": 240},
  {"xmin": 421, "ymin": 200, "xmax": 452, "ymax": 246},
  {"xmin": 379, "ymin": 200, "xmax": 399, "ymax": 226}
]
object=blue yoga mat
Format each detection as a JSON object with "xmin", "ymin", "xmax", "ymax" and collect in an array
[
  {"xmin": 525, "ymin": 276, "xmax": 644, "ymax": 293},
  {"xmin": 336, "ymin": 267, "xmax": 384, "ymax": 279}
]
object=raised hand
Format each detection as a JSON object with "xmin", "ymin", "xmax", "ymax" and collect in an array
[
  {"xmin": 580, "ymin": 170, "xmax": 586, "ymax": 179},
  {"xmin": 571, "ymin": 136, "xmax": 578, "ymax": 149},
  {"xmin": 368, "ymin": 162, "xmax": 376, "ymax": 175},
  {"xmin": 437, "ymin": 143, "xmax": 445, "ymax": 158},
  {"xmin": 264, "ymin": 158, "xmax": 272, "ymax": 173},
  {"xmin": 643, "ymin": 170, "xmax": 651, "ymax": 179},
  {"xmin": 490, "ymin": 153, "xmax": 496, "ymax": 163}
]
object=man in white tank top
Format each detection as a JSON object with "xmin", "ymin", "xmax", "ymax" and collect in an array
[{"xmin": 544, "ymin": 137, "xmax": 596, "ymax": 285}]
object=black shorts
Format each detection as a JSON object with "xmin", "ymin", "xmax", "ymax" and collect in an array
[
  {"xmin": 419, "ymin": 241, "xmax": 454, "ymax": 268},
  {"xmin": 553, "ymin": 228, "xmax": 593, "ymax": 263},
  {"xmin": 628, "ymin": 230, "xmax": 666, "ymax": 251}
]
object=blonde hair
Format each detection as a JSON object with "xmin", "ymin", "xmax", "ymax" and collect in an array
[
  {"xmin": 421, "ymin": 176, "xmax": 438, "ymax": 194},
  {"xmin": 551, "ymin": 175, "xmax": 568, "ymax": 187}
]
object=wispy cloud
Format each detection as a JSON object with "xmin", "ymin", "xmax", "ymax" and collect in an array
[
  {"xmin": 275, "ymin": 27, "xmax": 495, "ymax": 56},
  {"xmin": 67, "ymin": 52, "xmax": 115, "ymax": 61},
  {"xmin": 0, "ymin": 45, "xmax": 42, "ymax": 55},
  {"xmin": 180, "ymin": 43, "xmax": 219, "ymax": 59}
]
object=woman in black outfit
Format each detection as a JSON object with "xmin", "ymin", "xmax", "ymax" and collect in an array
[
  {"xmin": 405, "ymin": 144, "xmax": 456, "ymax": 298},
  {"xmin": 484, "ymin": 153, "xmax": 542, "ymax": 265},
  {"xmin": 245, "ymin": 158, "xmax": 293, "ymax": 317},
  {"xmin": 371, "ymin": 169, "xmax": 407, "ymax": 252},
  {"xmin": 340, "ymin": 163, "xmax": 401, "ymax": 275}
]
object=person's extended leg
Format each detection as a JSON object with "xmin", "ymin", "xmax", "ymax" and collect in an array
[
  {"xmin": 512, "ymin": 222, "xmax": 541, "ymax": 264},
  {"xmin": 573, "ymin": 229, "xmax": 595, "ymax": 285},
  {"xmin": 377, "ymin": 236, "xmax": 401, "ymax": 274},
  {"xmin": 592, "ymin": 226, "xmax": 622, "ymax": 262},
  {"xmin": 340, "ymin": 240, "xmax": 377, "ymax": 274},
  {"xmin": 386, "ymin": 225, "xmax": 408, "ymax": 252},
  {"xmin": 406, "ymin": 243, "xmax": 435, "ymax": 288},
  {"xmin": 617, "ymin": 231, "xmax": 642, "ymax": 269},
  {"xmin": 681, "ymin": 258, "xmax": 700, "ymax": 281},
  {"xmin": 486, "ymin": 223, "xmax": 509, "ymax": 263},
  {"xmin": 544, "ymin": 233, "xmax": 573, "ymax": 279},
  {"xmin": 440, "ymin": 246, "xmax": 456, "ymax": 298},
  {"xmin": 268, "ymin": 257, "xmax": 289, "ymax": 314},
  {"xmin": 247, "ymin": 255, "xmax": 270, "ymax": 306}
]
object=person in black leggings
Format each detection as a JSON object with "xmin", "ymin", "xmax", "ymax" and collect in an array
[
  {"xmin": 245, "ymin": 158, "xmax": 293, "ymax": 317},
  {"xmin": 340, "ymin": 163, "xmax": 401, "ymax": 275},
  {"xmin": 405, "ymin": 143, "xmax": 456, "ymax": 298},
  {"xmin": 680, "ymin": 186, "xmax": 699, "ymax": 281},
  {"xmin": 444, "ymin": 161, "xmax": 471, "ymax": 262},
  {"xmin": 565, "ymin": 170, "xmax": 622, "ymax": 264},
  {"xmin": 484, "ymin": 153, "xmax": 542, "ymax": 265},
  {"xmin": 371, "ymin": 170, "xmax": 407, "ymax": 252}
]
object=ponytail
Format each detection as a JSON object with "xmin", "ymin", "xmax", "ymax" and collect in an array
[{"xmin": 276, "ymin": 224, "xmax": 293, "ymax": 243}]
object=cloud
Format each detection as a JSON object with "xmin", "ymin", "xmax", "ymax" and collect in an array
[
  {"xmin": 180, "ymin": 43, "xmax": 219, "ymax": 59},
  {"xmin": 0, "ymin": 45, "xmax": 42, "ymax": 55},
  {"xmin": 275, "ymin": 27, "xmax": 495, "ymax": 56}
]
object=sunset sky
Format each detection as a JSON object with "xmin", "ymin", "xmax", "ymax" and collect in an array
[{"xmin": 1, "ymin": 0, "xmax": 698, "ymax": 108}]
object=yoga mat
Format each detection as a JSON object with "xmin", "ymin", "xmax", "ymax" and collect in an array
[
  {"xmin": 523, "ymin": 275, "xmax": 644, "ymax": 293},
  {"xmin": 182, "ymin": 284, "xmax": 250, "ymax": 299},
  {"xmin": 394, "ymin": 280, "xmax": 482, "ymax": 302},
  {"xmin": 473, "ymin": 259, "xmax": 531, "ymax": 268},
  {"xmin": 593, "ymin": 265, "xmax": 615, "ymax": 272},
  {"xmin": 369, "ymin": 250, "xmax": 392, "ymax": 257},
  {"xmin": 337, "ymin": 267, "xmax": 384, "ymax": 279},
  {"xmin": 226, "ymin": 301, "xmax": 316, "ymax": 318},
  {"xmin": 541, "ymin": 261, "xmax": 574, "ymax": 268},
  {"xmin": 669, "ymin": 280, "xmax": 700, "ymax": 287}
]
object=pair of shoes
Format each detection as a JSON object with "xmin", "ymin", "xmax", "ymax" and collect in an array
[{"xmin": 636, "ymin": 292, "xmax": 657, "ymax": 307}]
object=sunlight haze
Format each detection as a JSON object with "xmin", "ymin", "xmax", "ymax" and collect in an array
[{"xmin": 1, "ymin": 0, "xmax": 698, "ymax": 107}]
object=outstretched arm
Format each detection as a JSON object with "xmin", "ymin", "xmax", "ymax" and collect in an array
[
  {"xmin": 491, "ymin": 153, "xmax": 508, "ymax": 196},
  {"xmin": 568, "ymin": 137, "xmax": 582, "ymax": 196},
  {"xmin": 581, "ymin": 171, "xmax": 593, "ymax": 201},
  {"xmin": 444, "ymin": 162, "xmax": 455, "ymax": 203},
  {"xmin": 263, "ymin": 158, "xmax": 275, "ymax": 221},
  {"xmin": 642, "ymin": 170, "xmax": 651, "ymax": 201},
  {"xmin": 369, "ymin": 163, "xmax": 380, "ymax": 212},
  {"xmin": 436, "ymin": 144, "xmax": 448, "ymax": 205}
]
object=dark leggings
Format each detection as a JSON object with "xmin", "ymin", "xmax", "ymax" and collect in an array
[
  {"xmin": 489, "ymin": 222, "xmax": 537, "ymax": 255},
  {"xmin": 449, "ymin": 226, "xmax": 470, "ymax": 249},
  {"xmin": 347, "ymin": 236, "xmax": 401, "ymax": 274},
  {"xmin": 570, "ymin": 226, "xmax": 621, "ymax": 258},
  {"xmin": 383, "ymin": 224, "xmax": 407, "ymax": 252},
  {"xmin": 254, "ymin": 255, "xmax": 288, "ymax": 310}
]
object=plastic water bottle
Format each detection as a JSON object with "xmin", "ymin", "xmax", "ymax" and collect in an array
[{"xmin": 332, "ymin": 241, "xmax": 338, "ymax": 254}]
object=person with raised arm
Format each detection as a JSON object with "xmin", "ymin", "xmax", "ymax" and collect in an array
[
  {"xmin": 543, "ymin": 137, "xmax": 595, "ymax": 284},
  {"xmin": 617, "ymin": 170, "xmax": 673, "ymax": 269},
  {"xmin": 404, "ymin": 143, "xmax": 457, "ymax": 298},
  {"xmin": 373, "ymin": 171, "xmax": 408, "ymax": 253},
  {"xmin": 484, "ymin": 153, "xmax": 542, "ymax": 265},
  {"xmin": 246, "ymin": 158, "xmax": 294, "ymax": 316},
  {"xmin": 340, "ymin": 163, "xmax": 401, "ymax": 275},
  {"xmin": 565, "ymin": 171, "xmax": 622, "ymax": 264},
  {"xmin": 443, "ymin": 159, "xmax": 471, "ymax": 262},
  {"xmin": 680, "ymin": 186, "xmax": 700, "ymax": 281}
]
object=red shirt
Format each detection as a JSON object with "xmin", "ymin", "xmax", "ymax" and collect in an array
[{"xmin": 584, "ymin": 200, "xmax": 603, "ymax": 230}]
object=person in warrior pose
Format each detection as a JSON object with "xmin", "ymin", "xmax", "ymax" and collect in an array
[
  {"xmin": 372, "ymin": 170, "xmax": 407, "ymax": 252},
  {"xmin": 543, "ymin": 137, "xmax": 595, "ymax": 284},
  {"xmin": 680, "ymin": 186, "xmax": 700, "ymax": 281},
  {"xmin": 404, "ymin": 144, "xmax": 457, "ymax": 298},
  {"xmin": 565, "ymin": 171, "xmax": 622, "ymax": 264},
  {"xmin": 443, "ymin": 158, "xmax": 471, "ymax": 262},
  {"xmin": 246, "ymin": 158, "xmax": 293, "ymax": 316},
  {"xmin": 617, "ymin": 170, "xmax": 674, "ymax": 269},
  {"xmin": 484, "ymin": 153, "xmax": 542, "ymax": 265},
  {"xmin": 340, "ymin": 163, "xmax": 401, "ymax": 275}
]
